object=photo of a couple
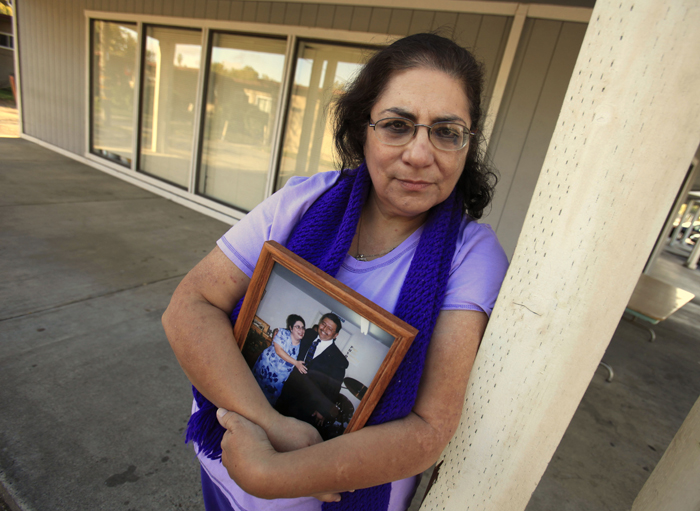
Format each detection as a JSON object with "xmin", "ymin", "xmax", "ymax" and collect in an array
[
  {"xmin": 240, "ymin": 261, "xmax": 400, "ymax": 440},
  {"xmin": 250, "ymin": 312, "xmax": 349, "ymax": 439}
]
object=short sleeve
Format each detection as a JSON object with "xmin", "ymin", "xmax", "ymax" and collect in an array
[
  {"xmin": 442, "ymin": 220, "xmax": 509, "ymax": 316},
  {"xmin": 216, "ymin": 172, "xmax": 341, "ymax": 278}
]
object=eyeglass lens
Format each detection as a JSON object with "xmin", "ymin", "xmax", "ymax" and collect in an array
[{"xmin": 372, "ymin": 118, "xmax": 468, "ymax": 151}]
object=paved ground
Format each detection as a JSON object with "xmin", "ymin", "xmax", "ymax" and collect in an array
[
  {"xmin": 0, "ymin": 138, "xmax": 227, "ymax": 510},
  {"xmin": 1, "ymin": 136, "xmax": 699, "ymax": 510}
]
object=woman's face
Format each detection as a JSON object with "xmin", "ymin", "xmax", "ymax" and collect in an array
[
  {"xmin": 290, "ymin": 321, "xmax": 305, "ymax": 342},
  {"xmin": 364, "ymin": 67, "xmax": 471, "ymax": 220}
]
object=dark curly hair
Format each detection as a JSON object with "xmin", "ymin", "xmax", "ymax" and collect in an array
[
  {"xmin": 333, "ymin": 33, "xmax": 497, "ymax": 219},
  {"xmin": 285, "ymin": 314, "xmax": 305, "ymax": 331}
]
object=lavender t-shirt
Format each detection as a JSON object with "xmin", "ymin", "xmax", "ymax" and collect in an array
[{"xmin": 202, "ymin": 171, "xmax": 509, "ymax": 510}]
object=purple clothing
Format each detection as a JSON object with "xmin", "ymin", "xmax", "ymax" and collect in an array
[
  {"xmin": 217, "ymin": 171, "xmax": 507, "ymax": 316},
  {"xmin": 202, "ymin": 171, "xmax": 508, "ymax": 510}
]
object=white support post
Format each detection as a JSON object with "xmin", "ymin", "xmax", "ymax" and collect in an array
[
  {"xmin": 631, "ymin": 395, "xmax": 700, "ymax": 511},
  {"xmin": 669, "ymin": 200, "xmax": 693, "ymax": 248},
  {"xmin": 422, "ymin": 1, "xmax": 700, "ymax": 510},
  {"xmin": 685, "ymin": 236, "xmax": 700, "ymax": 270}
]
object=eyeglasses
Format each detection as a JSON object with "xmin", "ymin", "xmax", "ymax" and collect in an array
[{"xmin": 369, "ymin": 117, "xmax": 475, "ymax": 152}]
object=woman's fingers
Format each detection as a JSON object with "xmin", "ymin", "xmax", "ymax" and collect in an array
[
  {"xmin": 313, "ymin": 492, "xmax": 342, "ymax": 503},
  {"xmin": 266, "ymin": 414, "xmax": 322, "ymax": 452},
  {"xmin": 296, "ymin": 361, "xmax": 308, "ymax": 374}
]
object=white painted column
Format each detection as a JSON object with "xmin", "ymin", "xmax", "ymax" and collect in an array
[
  {"xmin": 631, "ymin": 396, "xmax": 700, "ymax": 511},
  {"xmin": 422, "ymin": 1, "xmax": 700, "ymax": 509},
  {"xmin": 685, "ymin": 235, "xmax": 700, "ymax": 270}
]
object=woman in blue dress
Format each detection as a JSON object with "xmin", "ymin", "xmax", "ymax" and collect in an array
[{"xmin": 252, "ymin": 314, "xmax": 308, "ymax": 405}]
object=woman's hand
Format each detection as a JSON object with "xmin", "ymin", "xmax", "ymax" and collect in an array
[
  {"xmin": 293, "ymin": 360, "xmax": 308, "ymax": 374},
  {"xmin": 273, "ymin": 342, "xmax": 307, "ymax": 374},
  {"xmin": 266, "ymin": 413, "xmax": 322, "ymax": 452},
  {"xmin": 217, "ymin": 408, "xmax": 277, "ymax": 491},
  {"xmin": 217, "ymin": 408, "xmax": 341, "ymax": 502}
]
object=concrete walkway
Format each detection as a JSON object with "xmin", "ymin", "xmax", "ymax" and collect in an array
[
  {"xmin": 1, "ymin": 137, "xmax": 699, "ymax": 510},
  {"xmin": 0, "ymin": 138, "xmax": 226, "ymax": 510}
]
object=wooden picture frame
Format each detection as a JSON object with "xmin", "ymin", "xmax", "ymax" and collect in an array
[{"xmin": 234, "ymin": 241, "xmax": 418, "ymax": 440}]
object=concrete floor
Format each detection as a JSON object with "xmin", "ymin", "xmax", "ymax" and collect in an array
[{"xmin": 1, "ymin": 137, "xmax": 699, "ymax": 510}]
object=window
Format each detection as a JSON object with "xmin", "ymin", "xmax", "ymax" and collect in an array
[
  {"xmin": 0, "ymin": 32, "xmax": 12, "ymax": 49},
  {"xmin": 198, "ymin": 33, "xmax": 287, "ymax": 211},
  {"xmin": 90, "ymin": 20, "xmax": 138, "ymax": 166},
  {"xmin": 276, "ymin": 42, "xmax": 366, "ymax": 191},
  {"xmin": 87, "ymin": 16, "xmax": 375, "ymax": 215},
  {"xmin": 139, "ymin": 26, "xmax": 202, "ymax": 188}
]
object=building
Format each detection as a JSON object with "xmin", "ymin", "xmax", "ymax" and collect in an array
[{"xmin": 12, "ymin": 0, "xmax": 594, "ymax": 258}]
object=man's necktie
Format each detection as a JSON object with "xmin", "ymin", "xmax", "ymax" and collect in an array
[{"xmin": 305, "ymin": 339, "xmax": 320, "ymax": 363}]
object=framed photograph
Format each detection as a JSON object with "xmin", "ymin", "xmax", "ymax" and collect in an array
[{"xmin": 234, "ymin": 241, "xmax": 418, "ymax": 440}]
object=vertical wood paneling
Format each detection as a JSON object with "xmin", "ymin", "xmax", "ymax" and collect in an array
[
  {"xmin": 284, "ymin": 3, "xmax": 301, "ymax": 25},
  {"xmin": 333, "ymin": 6, "xmax": 353, "ymax": 31},
  {"xmin": 368, "ymin": 7, "xmax": 391, "ymax": 34},
  {"xmin": 171, "ymin": 0, "xmax": 184, "ymax": 17},
  {"xmin": 269, "ymin": 2, "xmax": 286, "ymax": 24},
  {"xmin": 217, "ymin": 0, "xmax": 231, "ymax": 21},
  {"xmin": 242, "ymin": 1, "xmax": 257, "ymax": 22},
  {"xmin": 45, "ymin": 0, "xmax": 55, "ymax": 143},
  {"xmin": 486, "ymin": 20, "xmax": 556, "ymax": 235},
  {"xmin": 256, "ymin": 2, "xmax": 273, "ymax": 23},
  {"xmin": 474, "ymin": 16, "xmax": 511, "ymax": 98},
  {"xmin": 68, "ymin": 0, "xmax": 80, "ymax": 153},
  {"xmin": 299, "ymin": 4, "xmax": 318, "ymax": 27},
  {"xmin": 475, "ymin": 16, "xmax": 513, "ymax": 106},
  {"xmin": 143, "ymin": 0, "xmax": 154, "ymax": 15},
  {"xmin": 431, "ymin": 12, "xmax": 457, "ymax": 37},
  {"xmin": 350, "ymin": 6, "xmax": 371, "ymax": 32},
  {"xmin": 387, "ymin": 9, "xmax": 412, "ymax": 35},
  {"xmin": 206, "ymin": 0, "xmax": 219, "ymax": 19},
  {"xmin": 56, "ymin": 0, "xmax": 66, "ymax": 148},
  {"xmin": 408, "ymin": 10, "xmax": 434, "ymax": 34},
  {"xmin": 30, "ymin": 0, "xmax": 43, "ymax": 140},
  {"xmin": 152, "ymin": 0, "xmax": 164, "ymax": 15},
  {"xmin": 229, "ymin": 1, "xmax": 244, "ymax": 21},
  {"xmin": 494, "ymin": 21, "xmax": 585, "ymax": 257},
  {"xmin": 194, "ymin": 0, "xmax": 206, "ymax": 18},
  {"xmin": 315, "ymin": 4, "xmax": 335, "ymax": 29},
  {"xmin": 453, "ymin": 13, "xmax": 482, "ymax": 49},
  {"xmin": 76, "ymin": 0, "xmax": 87, "ymax": 154},
  {"xmin": 182, "ymin": 0, "xmax": 194, "ymax": 17}
]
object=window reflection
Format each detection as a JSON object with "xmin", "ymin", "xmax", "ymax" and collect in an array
[
  {"xmin": 277, "ymin": 43, "xmax": 367, "ymax": 191},
  {"xmin": 139, "ymin": 26, "xmax": 202, "ymax": 188},
  {"xmin": 91, "ymin": 20, "xmax": 138, "ymax": 166},
  {"xmin": 198, "ymin": 34, "xmax": 286, "ymax": 211}
]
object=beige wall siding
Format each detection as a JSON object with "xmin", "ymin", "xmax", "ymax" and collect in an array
[
  {"xmin": 485, "ymin": 18, "xmax": 587, "ymax": 258},
  {"xmin": 17, "ymin": 0, "xmax": 510, "ymax": 159}
]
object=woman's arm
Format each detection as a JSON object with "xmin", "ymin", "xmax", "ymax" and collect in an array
[
  {"xmin": 217, "ymin": 308, "xmax": 487, "ymax": 499},
  {"xmin": 162, "ymin": 246, "xmax": 321, "ymax": 451},
  {"xmin": 273, "ymin": 338, "xmax": 307, "ymax": 374}
]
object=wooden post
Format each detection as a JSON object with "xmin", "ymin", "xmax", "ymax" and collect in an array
[
  {"xmin": 422, "ymin": 0, "xmax": 700, "ymax": 509},
  {"xmin": 631, "ymin": 396, "xmax": 700, "ymax": 511}
]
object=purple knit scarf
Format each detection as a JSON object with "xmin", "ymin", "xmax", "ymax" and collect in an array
[{"xmin": 186, "ymin": 163, "xmax": 465, "ymax": 511}]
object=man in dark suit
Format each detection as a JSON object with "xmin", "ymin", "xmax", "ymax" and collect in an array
[{"xmin": 275, "ymin": 313, "xmax": 349, "ymax": 428}]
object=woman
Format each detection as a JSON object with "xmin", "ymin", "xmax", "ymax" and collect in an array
[
  {"xmin": 163, "ymin": 33, "xmax": 508, "ymax": 511},
  {"xmin": 252, "ymin": 314, "xmax": 307, "ymax": 405}
]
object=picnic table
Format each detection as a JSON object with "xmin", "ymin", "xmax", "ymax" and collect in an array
[{"xmin": 599, "ymin": 274, "xmax": 695, "ymax": 382}]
